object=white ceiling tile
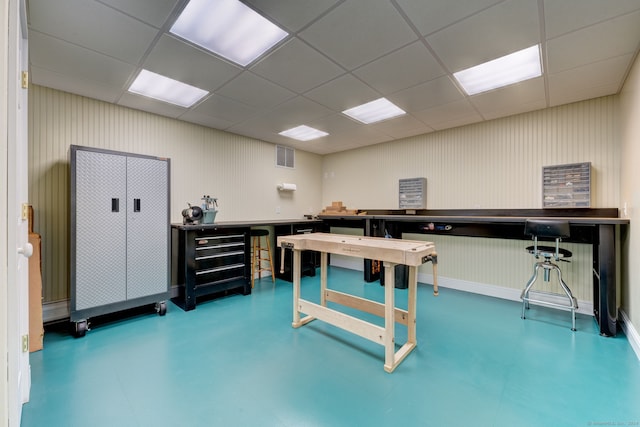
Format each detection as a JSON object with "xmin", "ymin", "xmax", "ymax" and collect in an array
[
  {"xmin": 299, "ymin": 0, "xmax": 418, "ymax": 70},
  {"xmin": 216, "ymin": 72, "xmax": 296, "ymax": 109},
  {"xmin": 395, "ymin": 0, "xmax": 504, "ymax": 36},
  {"xmin": 226, "ymin": 120, "xmax": 288, "ymax": 144},
  {"xmin": 243, "ymin": 0, "xmax": 341, "ymax": 32},
  {"xmin": 230, "ymin": 97, "xmax": 333, "ymax": 136},
  {"xmin": 546, "ymin": 10, "xmax": 640, "ymax": 74},
  {"xmin": 227, "ymin": 115, "xmax": 280, "ymax": 137},
  {"xmin": 29, "ymin": 32, "xmax": 135, "ymax": 90},
  {"xmin": 304, "ymin": 75, "xmax": 380, "ymax": 111},
  {"xmin": 26, "ymin": 0, "xmax": 640, "ymax": 154},
  {"xmin": 429, "ymin": 115, "xmax": 485, "ymax": 131},
  {"xmin": 30, "ymin": 66, "xmax": 122, "ymax": 104},
  {"xmin": 142, "ymin": 35, "xmax": 242, "ymax": 92},
  {"xmin": 99, "ymin": 0, "xmax": 180, "ymax": 28},
  {"xmin": 118, "ymin": 92, "xmax": 189, "ymax": 118},
  {"xmin": 250, "ymin": 38, "xmax": 344, "ymax": 94},
  {"xmin": 469, "ymin": 77, "xmax": 547, "ymax": 120},
  {"xmin": 28, "ymin": 0, "xmax": 157, "ymax": 65},
  {"xmin": 263, "ymin": 97, "xmax": 334, "ymax": 129},
  {"xmin": 179, "ymin": 111, "xmax": 236, "ymax": 131},
  {"xmin": 368, "ymin": 115, "xmax": 434, "ymax": 139},
  {"xmin": 427, "ymin": 0, "xmax": 541, "ymax": 72},
  {"xmin": 307, "ymin": 113, "xmax": 369, "ymax": 137},
  {"xmin": 544, "ymin": 0, "xmax": 640, "ymax": 39},
  {"xmin": 413, "ymin": 99, "xmax": 482, "ymax": 129},
  {"xmin": 314, "ymin": 127, "xmax": 393, "ymax": 153},
  {"xmin": 548, "ymin": 55, "xmax": 633, "ymax": 106},
  {"xmin": 354, "ymin": 41, "xmax": 446, "ymax": 95},
  {"xmin": 188, "ymin": 95, "xmax": 258, "ymax": 124},
  {"xmin": 388, "ymin": 76, "xmax": 464, "ymax": 112}
]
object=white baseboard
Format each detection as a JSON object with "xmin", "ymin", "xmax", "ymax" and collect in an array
[
  {"xmin": 42, "ymin": 300, "xmax": 70, "ymax": 323},
  {"xmin": 418, "ymin": 272, "xmax": 593, "ymax": 315},
  {"xmin": 619, "ymin": 309, "xmax": 640, "ymax": 361},
  {"xmin": 327, "ymin": 260, "xmax": 594, "ymax": 316},
  {"xmin": 327, "ymin": 258, "xmax": 595, "ymax": 316}
]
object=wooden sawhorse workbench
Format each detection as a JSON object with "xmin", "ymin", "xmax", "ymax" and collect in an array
[{"xmin": 277, "ymin": 233, "xmax": 438, "ymax": 373}]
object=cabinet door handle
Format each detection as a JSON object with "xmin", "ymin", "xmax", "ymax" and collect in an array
[
  {"xmin": 112, "ymin": 198, "xmax": 119, "ymax": 212},
  {"xmin": 133, "ymin": 198, "xmax": 141, "ymax": 212}
]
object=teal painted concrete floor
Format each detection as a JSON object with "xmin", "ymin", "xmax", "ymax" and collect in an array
[{"xmin": 22, "ymin": 267, "xmax": 640, "ymax": 427}]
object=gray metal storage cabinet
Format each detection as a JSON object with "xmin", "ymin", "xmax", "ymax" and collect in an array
[{"xmin": 70, "ymin": 145, "xmax": 170, "ymax": 337}]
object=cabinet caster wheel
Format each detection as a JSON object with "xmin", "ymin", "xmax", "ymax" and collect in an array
[
  {"xmin": 73, "ymin": 320, "xmax": 88, "ymax": 338},
  {"xmin": 156, "ymin": 301, "xmax": 167, "ymax": 316}
]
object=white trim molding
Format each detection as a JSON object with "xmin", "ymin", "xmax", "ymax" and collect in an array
[
  {"xmin": 419, "ymin": 273, "xmax": 593, "ymax": 316},
  {"xmin": 42, "ymin": 300, "xmax": 70, "ymax": 323},
  {"xmin": 619, "ymin": 309, "xmax": 640, "ymax": 361},
  {"xmin": 326, "ymin": 261, "xmax": 596, "ymax": 316}
]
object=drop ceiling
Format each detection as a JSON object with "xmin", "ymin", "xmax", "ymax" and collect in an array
[{"xmin": 27, "ymin": 0, "xmax": 640, "ymax": 155}]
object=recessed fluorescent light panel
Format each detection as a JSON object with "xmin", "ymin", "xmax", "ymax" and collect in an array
[
  {"xmin": 128, "ymin": 69, "xmax": 208, "ymax": 107},
  {"xmin": 342, "ymin": 98, "xmax": 406, "ymax": 124},
  {"xmin": 279, "ymin": 125, "xmax": 329, "ymax": 141},
  {"xmin": 170, "ymin": 0, "xmax": 288, "ymax": 66},
  {"xmin": 453, "ymin": 45, "xmax": 542, "ymax": 96}
]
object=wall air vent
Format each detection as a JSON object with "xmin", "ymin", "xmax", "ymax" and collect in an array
[{"xmin": 276, "ymin": 145, "xmax": 294, "ymax": 169}]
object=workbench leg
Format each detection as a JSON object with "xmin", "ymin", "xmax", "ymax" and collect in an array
[
  {"xmin": 431, "ymin": 252, "xmax": 439, "ymax": 296},
  {"xmin": 292, "ymin": 249, "xmax": 302, "ymax": 327},
  {"xmin": 407, "ymin": 266, "xmax": 418, "ymax": 344},
  {"xmin": 384, "ymin": 261, "xmax": 396, "ymax": 372},
  {"xmin": 320, "ymin": 251, "xmax": 328, "ymax": 307}
]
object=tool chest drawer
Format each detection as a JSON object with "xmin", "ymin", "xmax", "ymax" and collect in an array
[
  {"xmin": 194, "ymin": 234, "xmax": 245, "ymax": 270},
  {"xmin": 195, "ymin": 263, "xmax": 245, "ymax": 286},
  {"xmin": 171, "ymin": 227, "xmax": 251, "ymax": 311}
]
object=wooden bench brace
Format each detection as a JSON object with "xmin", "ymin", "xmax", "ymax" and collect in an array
[{"xmin": 278, "ymin": 233, "xmax": 438, "ymax": 373}]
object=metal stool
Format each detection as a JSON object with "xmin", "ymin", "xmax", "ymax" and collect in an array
[
  {"xmin": 521, "ymin": 219, "xmax": 578, "ymax": 331},
  {"xmin": 251, "ymin": 229, "xmax": 275, "ymax": 288}
]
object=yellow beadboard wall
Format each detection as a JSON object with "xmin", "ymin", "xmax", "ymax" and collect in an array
[
  {"xmin": 28, "ymin": 85, "xmax": 322, "ymax": 303},
  {"xmin": 29, "ymin": 84, "xmax": 622, "ymax": 311},
  {"xmin": 322, "ymin": 96, "xmax": 619, "ymax": 210},
  {"xmin": 322, "ymin": 97, "xmax": 620, "ymax": 308},
  {"xmin": 404, "ymin": 234, "xmax": 592, "ymax": 303},
  {"xmin": 620, "ymin": 52, "xmax": 640, "ymax": 335}
]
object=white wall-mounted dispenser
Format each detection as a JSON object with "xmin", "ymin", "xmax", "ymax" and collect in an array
[{"xmin": 277, "ymin": 183, "xmax": 297, "ymax": 191}]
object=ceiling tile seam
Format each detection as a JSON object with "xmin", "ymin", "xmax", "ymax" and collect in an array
[
  {"xmin": 245, "ymin": 1, "xmax": 348, "ymax": 76},
  {"xmin": 27, "ymin": 28, "xmax": 139, "ymax": 96},
  {"xmin": 547, "ymin": 52, "xmax": 638, "ymax": 78},
  {"xmin": 246, "ymin": 0, "xmax": 347, "ymax": 36},
  {"xmin": 93, "ymin": 0, "xmax": 181, "ymax": 30},
  {"xmin": 388, "ymin": 0, "xmax": 489, "ymax": 122},
  {"xmin": 408, "ymin": 0, "xmax": 511, "ymax": 38},
  {"xmin": 618, "ymin": 46, "xmax": 640, "ymax": 94},
  {"xmin": 110, "ymin": 1, "xmax": 195, "ymax": 107},
  {"xmin": 175, "ymin": 91, "xmax": 273, "ymax": 128},
  {"xmin": 537, "ymin": 0, "xmax": 551, "ymax": 109},
  {"xmin": 113, "ymin": 0, "xmax": 299, "ymax": 109},
  {"xmin": 96, "ymin": 0, "xmax": 194, "ymax": 105},
  {"xmin": 544, "ymin": 7, "xmax": 640, "ymax": 42}
]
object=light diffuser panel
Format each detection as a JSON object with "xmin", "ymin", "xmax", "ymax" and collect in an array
[
  {"xmin": 453, "ymin": 45, "xmax": 542, "ymax": 96},
  {"xmin": 342, "ymin": 98, "xmax": 406, "ymax": 124},
  {"xmin": 279, "ymin": 125, "xmax": 329, "ymax": 141},
  {"xmin": 128, "ymin": 69, "xmax": 209, "ymax": 107},
  {"xmin": 170, "ymin": 0, "xmax": 288, "ymax": 67}
]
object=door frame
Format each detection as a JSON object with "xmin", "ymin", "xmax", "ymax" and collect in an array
[{"xmin": 3, "ymin": 0, "xmax": 31, "ymax": 425}]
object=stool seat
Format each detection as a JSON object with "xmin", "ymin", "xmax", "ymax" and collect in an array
[
  {"xmin": 250, "ymin": 228, "xmax": 275, "ymax": 287},
  {"xmin": 525, "ymin": 245, "xmax": 572, "ymax": 259}
]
